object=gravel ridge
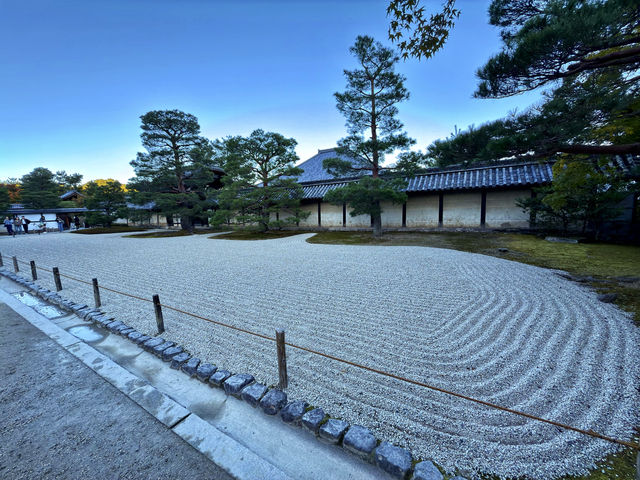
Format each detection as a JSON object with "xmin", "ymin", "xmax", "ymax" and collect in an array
[{"xmin": 3, "ymin": 232, "xmax": 639, "ymax": 479}]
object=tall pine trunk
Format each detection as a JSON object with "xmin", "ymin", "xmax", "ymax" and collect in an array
[
  {"xmin": 180, "ymin": 215, "xmax": 193, "ymax": 233},
  {"xmin": 372, "ymin": 200, "xmax": 382, "ymax": 238}
]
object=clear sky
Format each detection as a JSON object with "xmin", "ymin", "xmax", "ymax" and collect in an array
[{"xmin": 0, "ymin": 0, "xmax": 541, "ymax": 183}]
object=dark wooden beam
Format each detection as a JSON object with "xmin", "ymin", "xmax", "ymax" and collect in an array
[
  {"xmin": 342, "ymin": 203, "xmax": 346, "ymax": 227},
  {"xmin": 402, "ymin": 202, "xmax": 407, "ymax": 228},
  {"xmin": 317, "ymin": 201, "xmax": 321, "ymax": 227},
  {"xmin": 480, "ymin": 191, "xmax": 487, "ymax": 227},
  {"xmin": 438, "ymin": 193, "xmax": 444, "ymax": 226}
]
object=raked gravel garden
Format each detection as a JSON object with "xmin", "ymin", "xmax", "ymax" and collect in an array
[{"xmin": 2, "ymin": 231, "xmax": 639, "ymax": 479}]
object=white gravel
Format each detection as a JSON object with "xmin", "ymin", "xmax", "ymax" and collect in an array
[{"xmin": 2, "ymin": 231, "xmax": 639, "ymax": 479}]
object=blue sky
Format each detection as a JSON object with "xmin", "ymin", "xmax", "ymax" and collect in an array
[{"xmin": 0, "ymin": 0, "xmax": 541, "ymax": 183}]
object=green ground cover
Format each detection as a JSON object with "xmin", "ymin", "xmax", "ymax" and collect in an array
[
  {"xmin": 125, "ymin": 228, "xmax": 227, "ymax": 238},
  {"xmin": 70, "ymin": 226, "xmax": 149, "ymax": 235}
]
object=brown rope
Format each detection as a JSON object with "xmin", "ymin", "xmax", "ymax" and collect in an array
[{"xmin": 5, "ymin": 253, "xmax": 639, "ymax": 451}]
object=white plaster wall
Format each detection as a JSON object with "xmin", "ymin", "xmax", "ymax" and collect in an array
[
  {"xmin": 346, "ymin": 210, "xmax": 371, "ymax": 227},
  {"xmin": 380, "ymin": 202, "xmax": 403, "ymax": 228},
  {"xmin": 485, "ymin": 189, "xmax": 532, "ymax": 228},
  {"xmin": 406, "ymin": 195, "xmax": 439, "ymax": 227},
  {"xmin": 296, "ymin": 203, "xmax": 318, "ymax": 227},
  {"xmin": 321, "ymin": 203, "xmax": 343, "ymax": 227},
  {"xmin": 443, "ymin": 192, "xmax": 481, "ymax": 227}
]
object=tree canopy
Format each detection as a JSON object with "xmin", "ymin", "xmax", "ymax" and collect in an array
[
  {"xmin": 19, "ymin": 168, "xmax": 61, "ymax": 209},
  {"xmin": 387, "ymin": 0, "xmax": 460, "ymax": 60},
  {"xmin": 84, "ymin": 180, "xmax": 128, "ymax": 227},
  {"xmin": 427, "ymin": 0, "xmax": 640, "ymax": 164},
  {"xmin": 0, "ymin": 186, "xmax": 10, "ymax": 213},
  {"xmin": 517, "ymin": 158, "xmax": 631, "ymax": 238},
  {"xmin": 324, "ymin": 35, "xmax": 420, "ymax": 237},
  {"xmin": 129, "ymin": 109, "xmax": 218, "ymax": 231},
  {"xmin": 211, "ymin": 129, "xmax": 308, "ymax": 231}
]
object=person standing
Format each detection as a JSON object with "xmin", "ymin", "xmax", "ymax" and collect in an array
[
  {"xmin": 73, "ymin": 215, "xmax": 81, "ymax": 230},
  {"xmin": 4, "ymin": 217, "xmax": 14, "ymax": 236},
  {"xmin": 56, "ymin": 216, "xmax": 64, "ymax": 232},
  {"xmin": 13, "ymin": 217, "xmax": 22, "ymax": 234},
  {"xmin": 21, "ymin": 216, "xmax": 30, "ymax": 234}
]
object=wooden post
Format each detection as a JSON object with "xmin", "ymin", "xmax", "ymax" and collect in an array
[
  {"xmin": 276, "ymin": 329, "xmax": 288, "ymax": 389},
  {"xmin": 636, "ymin": 450, "xmax": 639, "ymax": 480},
  {"xmin": 30, "ymin": 261, "xmax": 37, "ymax": 281},
  {"xmin": 92, "ymin": 278, "xmax": 101, "ymax": 308},
  {"xmin": 153, "ymin": 294, "xmax": 165, "ymax": 334},
  {"xmin": 52, "ymin": 267, "xmax": 62, "ymax": 291},
  {"xmin": 13, "ymin": 256, "xmax": 19, "ymax": 272},
  {"xmin": 0, "ymin": 252, "xmax": 3, "ymax": 267}
]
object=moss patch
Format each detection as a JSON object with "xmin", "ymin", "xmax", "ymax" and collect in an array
[
  {"xmin": 211, "ymin": 230, "xmax": 314, "ymax": 241},
  {"xmin": 70, "ymin": 226, "xmax": 149, "ymax": 235},
  {"xmin": 125, "ymin": 228, "xmax": 226, "ymax": 238}
]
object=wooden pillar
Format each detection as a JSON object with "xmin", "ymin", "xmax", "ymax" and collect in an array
[
  {"xmin": 480, "ymin": 191, "xmax": 487, "ymax": 227},
  {"xmin": 402, "ymin": 202, "xmax": 407, "ymax": 228},
  {"xmin": 438, "ymin": 193, "xmax": 444, "ymax": 227},
  {"xmin": 276, "ymin": 329, "xmax": 288, "ymax": 389},
  {"xmin": 342, "ymin": 203, "xmax": 346, "ymax": 227},
  {"xmin": 13, "ymin": 256, "xmax": 19, "ymax": 273},
  {"xmin": 52, "ymin": 267, "xmax": 62, "ymax": 291},
  {"xmin": 0, "ymin": 252, "xmax": 3, "ymax": 267},
  {"xmin": 92, "ymin": 278, "xmax": 101, "ymax": 308},
  {"xmin": 317, "ymin": 201, "xmax": 321, "ymax": 227},
  {"xmin": 30, "ymin": 261, "xmax": 37, "ymax": 281},
  {"xmin": 153, "ymin": 294, "xmax": 165, "ymax": 334}
]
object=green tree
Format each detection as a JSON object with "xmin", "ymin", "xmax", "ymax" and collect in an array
[
  {"xmin": 475, "ymin": 0, "xmax": 640, "ymax": 156},
  {"xmin": 324, "ymin": 35, "xmax": 419, "ymax": 237},
  {"xmin": 84, "ymin": 180, "xmax": 128, "ymax": 227},
  {"xmin": 20, "ymin": 168, "xmax": 60, "ymax": 209},
  {"xmin": 517, "ymin": 158, "xmax": 630, "ymax": 237},
  {"xmin": 54, "ymin": 171, "xmax": 84, "ymax": 191},
  {"xmin": 387, "ymin": 0, "xmax": 460, "ymax": 60},
  {"xmin": 129, "ymin": 110, "xmax": 217, "ymax": 232},
  {"xmin": 0, "ymin": 186, "xmax": 10, "ymax": 212},
  {"xmin": 212, "ymin": 129, "xmax": 309, "ymax": 231}
]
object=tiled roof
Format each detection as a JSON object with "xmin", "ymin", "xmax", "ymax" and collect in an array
[
  {"xmin": 297, "ymin": 155, "xmax": 640, "ymax": 200},
  {"xmin": 60, "ymin": 190, "xmax": 83, "ymax": 200},
  {"xmin": 293, "ymin": 148, "xmax": 362, "ymax": 183},
  {"xmin": 405, "ymin": 162, "xmax": 554, "ymax": 192}
]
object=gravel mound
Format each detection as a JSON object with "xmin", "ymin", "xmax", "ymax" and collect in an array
[{"xmin": 3, "ymin": 232, "xmax": 639, "ymax": 479}]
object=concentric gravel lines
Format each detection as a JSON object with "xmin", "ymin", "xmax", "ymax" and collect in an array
[{"xmin": 3, "ymin": 233, "xmax": 639, "ymax": 479}]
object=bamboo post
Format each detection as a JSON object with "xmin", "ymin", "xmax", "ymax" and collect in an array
[
  {"xmin": 92, "ymin": 278, "xmax": 101, "ymax": 308},
  {"xmin": 276, "ymin": 329, "xmax": 288, "ymax": 389},
  {"xmin": 153, "ymin": 294, "xmax": 165, "ymax": 334},
  {"xmin": 0, "ymin": 252, "xmax": 3, "ymax": 267},
  {"xmin": 30, "ymin": 261, "xmax": 37, "ymax": 281},
  {"xmin": 13, "ymin": 256, "xmax": 19, "ymax": 272},
  {"xmin": 52, "ymin": 267, "xmax": 62, "ymax": 291}
]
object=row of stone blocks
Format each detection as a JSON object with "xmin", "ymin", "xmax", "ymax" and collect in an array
[{"xmin": 1, "ymin": 268, "xmax": 468, "ymax": 480}]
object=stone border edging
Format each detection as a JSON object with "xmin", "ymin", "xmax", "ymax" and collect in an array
[{"xmin": 0, "ymin": 268, "xmax": 468, "ymax": 480}]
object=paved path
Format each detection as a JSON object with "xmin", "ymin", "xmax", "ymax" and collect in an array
[
  {"xmin": 1, "ymin": 232, "xmax": 639, "ymax": 479},
  {"xmin": 0, "ymin": 301, "xmax": 232, "ymax": 480}
]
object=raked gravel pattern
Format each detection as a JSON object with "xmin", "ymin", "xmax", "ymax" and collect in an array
[{"xmin": 2, "ymin": 232, "xmax": 639, "ymax": 479}]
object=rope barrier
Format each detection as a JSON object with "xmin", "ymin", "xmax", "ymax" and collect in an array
[{"xmin": 4, "ymin": 252, "xmax": 639, "ymax": 451}]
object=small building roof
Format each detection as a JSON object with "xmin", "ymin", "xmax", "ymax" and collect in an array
[
  {"xmin": 5, "ymin": 206, "xmax": 89, "ymax": 215},
  {"xmin": 293, "ymin": 148, "xmax": 361, "ymax": 184},
  {"xmin": 60, "ymin": 189, "xmax": 84, "ymax": 200}
]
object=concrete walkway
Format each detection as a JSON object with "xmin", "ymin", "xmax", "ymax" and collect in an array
[{"xmin": 0, "ymin": 300, "xmax": 232, "ymax": 480}]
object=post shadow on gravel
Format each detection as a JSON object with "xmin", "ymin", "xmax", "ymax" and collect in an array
[{"xmin": 0, "ymin": 302, "xmax": 231, "ymax": 480}]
